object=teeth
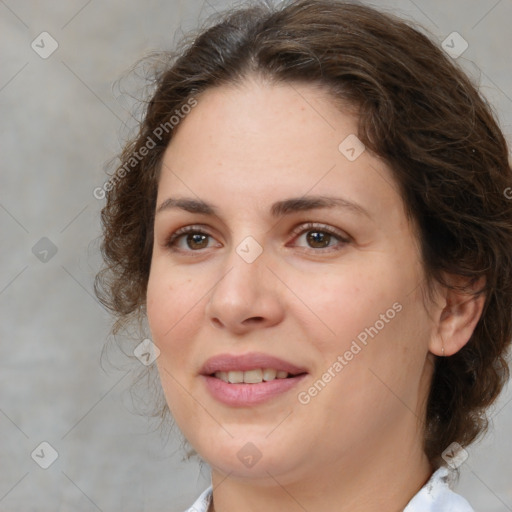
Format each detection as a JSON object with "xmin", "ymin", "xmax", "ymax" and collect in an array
[
  {"xmin": 215, "ymin": 371, "xmax": 229, "ymax": 383},
  {"xmin": 227, "ymin": 370, "xmax": 244, "ymax": 384},
  {"xmin": 243, "ymin": 369, "xmax": 263, "ymax": 383},
  {"xmin": 214, "ymin": 368, "xmax": 290, "ymax": 383},
  {"xmin": 262, "ymin": 368, "xmax": 277, "ymax": 381}
]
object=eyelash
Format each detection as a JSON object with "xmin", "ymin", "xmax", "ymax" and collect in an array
[{"xmin": 163, "ymin": 222, "xmax": 351, "ymax": 255}]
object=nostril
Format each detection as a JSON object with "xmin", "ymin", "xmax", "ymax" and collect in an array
[{"xmin": 244, "ymin": 316, "xmax": 264, "ymax": 324}]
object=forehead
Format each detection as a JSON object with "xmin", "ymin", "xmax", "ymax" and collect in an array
[
  {"xmin": 157, "ymin": 78, "xmax": 402, "ymax": 223},
  {"xmin": 165, "ymin": 78, "xmax": 353, "ymax": 165}
]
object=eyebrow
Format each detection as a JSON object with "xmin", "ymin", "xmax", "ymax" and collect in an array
[{"xmin": 156, "ymin": 195, "xmax": 371, "ymax": 219}]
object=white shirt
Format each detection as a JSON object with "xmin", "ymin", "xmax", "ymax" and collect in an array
[{"xmin": 183, "ymin": 466, "xmax": 474, "ymax": 512}]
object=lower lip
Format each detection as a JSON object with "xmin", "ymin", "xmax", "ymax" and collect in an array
[{"xmin": 202, "ymin": 374, "xmax": 307, "ymax": 406}]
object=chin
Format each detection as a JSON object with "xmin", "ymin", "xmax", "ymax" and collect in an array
[{"xmin": 191, "ymin": 433, "xmax": 306, "ymax": 483}]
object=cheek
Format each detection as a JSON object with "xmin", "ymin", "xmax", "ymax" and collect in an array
[
  {"xmin": 146, "ymin": 264, "xmax": 197, "ymax": 358},
  {"xmin": 292, "ymin": 265, "xmax": 400, "ymax": 346},
  {"xmin": 146, "ymin": 271, "xmax": 172, "ymax": 340},
  {"xmin": 146, "ymin": 267, "xmax": 205, "ymax": 418},
  {"xmin": 307, "ymin": 257, "xmax": 429, "ymax": 373}
]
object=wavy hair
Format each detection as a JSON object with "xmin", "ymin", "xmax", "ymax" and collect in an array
[{"xmin": 95, "ymin": 0, "xmax": 512, "ymax": 468}]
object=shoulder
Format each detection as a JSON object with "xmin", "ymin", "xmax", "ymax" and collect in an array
[
  {"xmin": 182, "ymin": 485, "xmax": 213, "ymax": 512},
  {"xmin": 404, "ymin": 466, "xmax": 474, "ymax": 512}
]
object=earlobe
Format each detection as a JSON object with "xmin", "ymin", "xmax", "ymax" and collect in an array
[{"xmin": 429, "ymin": 276, "xmax": 486, "ymax": 357}]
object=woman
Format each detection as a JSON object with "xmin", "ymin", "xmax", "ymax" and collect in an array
[{"xmin": 95, "ymin": 1, "xmax": 512, "ymax": 510}]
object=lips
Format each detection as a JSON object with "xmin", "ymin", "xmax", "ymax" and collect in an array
[
  {"xmin": 200, "ymin": 352, "xmax": 308, "ymax": 377},
  {"xmin": 200, "ymin": 352, "xmax": 308, "ymax": 406}
]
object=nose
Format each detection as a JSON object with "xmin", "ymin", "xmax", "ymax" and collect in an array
[{"xmin": 205, "ymin": 244, "xmax": 285, "ymax": 335}]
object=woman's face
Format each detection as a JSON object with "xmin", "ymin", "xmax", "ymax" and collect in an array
[{"xmin": 147, "ymin": 77, "xmax": 438, "ymax": 483}]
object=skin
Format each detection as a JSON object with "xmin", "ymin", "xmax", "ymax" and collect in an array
[{"xmin": 146, "ymin": 75, "xmax": 485, "ymax": 512}]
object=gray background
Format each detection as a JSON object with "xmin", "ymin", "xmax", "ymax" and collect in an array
[{"xmin": 1, "ymin": 1, "xmax": 511, "ymax": 511}]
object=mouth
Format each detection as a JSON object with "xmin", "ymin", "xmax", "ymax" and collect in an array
[
  {"xmin": 200, "ymin": 352, "xmax": 308, "ymax": 406},
  {"xmin": 200, "ymin": 351, "xmax": 308, "ymax": 379}
]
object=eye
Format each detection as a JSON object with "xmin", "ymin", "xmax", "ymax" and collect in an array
[
  {"xmin": 164, "ymin": 225, "xmax": 219, "ymax": 252},
  {"xmin": 290, "ymin": 223, "xmax": 350, "ymax": 252},
  {"xmin": 163, "ymin": 222, "xmax": 350, "ymax": 254}
]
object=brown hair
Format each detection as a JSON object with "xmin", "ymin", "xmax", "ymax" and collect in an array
[{"xmin": 95, "ymin": 0, "xmax": 512, "ymax": 469}]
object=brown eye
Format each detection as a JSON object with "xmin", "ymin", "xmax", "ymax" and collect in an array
[
  {"xmin": 306, "ymin": 231, "xmax": 332, "ymax": 249},
  {"xmin": 185, "ymin": 233, "xmax": 209, "ymax": 250},
  {"xmin": 290, "ymin": 223, "xmax": 350, "ymax": 253},
  {"xmin": 164, "ymin": 226, "xmax": 217, "ymax": 252}
]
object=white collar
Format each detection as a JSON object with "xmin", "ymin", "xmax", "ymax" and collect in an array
[
  {"xmin": 403, "ymin": 466, "xmax": 474, "ymax": 511},
  {"xmin": 184, "ymin": 466, "xmax": 474, "ymax": 512}
]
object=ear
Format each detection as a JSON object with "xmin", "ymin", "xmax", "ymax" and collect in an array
[{"xmin": 429, "ymin": 275, "xmax": 486, "ymax": 357}]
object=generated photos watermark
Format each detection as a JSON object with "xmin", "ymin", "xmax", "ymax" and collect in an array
[
  {"xmin": 93, "ymin": 97, "xmax": 198, "ymax": 200},
  {"xmin": 297, "ymin": 301, "xmax": 403, "ymax": 405}
]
